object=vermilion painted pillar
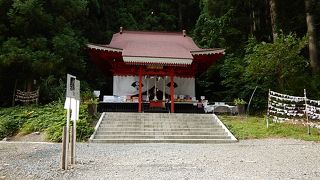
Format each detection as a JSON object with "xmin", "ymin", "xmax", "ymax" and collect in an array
[
  {"xmin": 170, "ymin": 74, "xmax": 174, "ymax": 113},
  {"xmin": 138, "ymin": 66, "xmax": 143, "ymax": 113}
]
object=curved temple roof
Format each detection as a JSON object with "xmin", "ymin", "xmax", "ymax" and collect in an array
[{"xmin": 87, "ymin": 30, "xmax": 224, "ymax": 66}]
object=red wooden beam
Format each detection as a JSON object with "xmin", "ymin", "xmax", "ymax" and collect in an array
[
  {"xmin": 138, "ymin": 66, "xmax": 143, "ymax": 113},
  {"xmin": 170, "ymin": 70, "xmax": 174, "ymax": 113}
]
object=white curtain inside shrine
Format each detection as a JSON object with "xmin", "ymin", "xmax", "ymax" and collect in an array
[{"xmin": 113, "ymin": 76, "xmax": 195, "ymax": 97}]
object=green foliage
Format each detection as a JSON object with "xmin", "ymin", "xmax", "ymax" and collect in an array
[
  {"xmin": 244, "ymin": 34, "xmax": 308, "ymax": 93},
  {"xmin": 0, "ymin": 105, "xmax": 33, "ymax": 139},
  {"xmin": 39, "ymin": 75, "xmax": 65, "ymax": 102},
  {"xmin": 45, "ymin": 120, "xmax": 94, "ymax": 142},
  {"xmin": 220, "ymin": 116, "xmax": 320, "ymax": 141},
  {"xmin": 221, "ymin": 33, "xmax": 309, "ymax": 111},
  {"xmin": 0, "ymin": 0, "xmax": 88, "ymax": 105},
  {"xmin": 233, "ymin": 98, "xmax": 246, "ymax": 105},
  {"xmin": 52, "ymin": 27, "xmax": 87, "ymax": 74},
  {"xmin": 75, "ymin": 120, "xmax": 94, "ymax": 141},
  {"xmin": 220, "ymin": 54, "xmax": 247, "ymax": 99},
  {"xmin": 20, "ymin": 103, "xmax": 65, "ymax": 135},
  {"xmin": 0, "ymin": 102, "xmax": 94, "ymax": 142},
  {"xmin": 7, "ymin": 0, "xmax": 52, "ymax": 37},
  {"xmin": 45, "ymin": 122, "xmax": 64, "ymax": 142},
  {"xmin": 193, "ymin": 9, "xmax": 236, "ymax": 49},
  {"xmin": 45, "ymin": 101, "xmax": 96, "ymax": 142}
]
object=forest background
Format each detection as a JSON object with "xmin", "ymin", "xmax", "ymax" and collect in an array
[{"xmin": 1, "ymin": 0, "xmax": 320, "ymax": 112}]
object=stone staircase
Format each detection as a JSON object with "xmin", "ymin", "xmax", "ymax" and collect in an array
[{"xmin": 89, "ymin": 112, "xmax": 237, "ymax": 143}]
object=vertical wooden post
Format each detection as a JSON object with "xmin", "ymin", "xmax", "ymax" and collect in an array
[
  {"xmin": 70, "ymin": 124, "xmax": 74, "ymax": 165},
  {"xmin": 65, "ymin": 98, "xmax": 71, "ymax": 168},
  {"xmin": 170, "ymin": 75, "xmax": 174, "ymax": 113},
  {"xmin": 12, "ymin": 79, "xmax": 18, "ymax": 106},
  {"xmin": 266, "ymin": 89, "xmax": 270, "ymax": 128},
  {"xmin": 154, "ymin": 77, "xmax": 157, "ymax": 100},
  {"xmin": 163, "ymin": 77, "xmax": 165, "ymax": 100},
  {"xmin": 36, "ymin": 88, "xmax": 40, "ymax": 105},
  {"xmin": 61, "ymin": 126, "xmax": 67, "ymax": 170},
  {"xmin": 70, "ymin": 119, "xmax": 76, "ymax": 165},
  {"xmin": 138, "ymin": 66, "xmax": 143, "ymax": 113},
  {"xmin": 304, "ymin": 89, "xmax": 310, "ymax": 134},
  {"xmin": 146, "ymin": 76, "xmax": 149, "ymax": 101}
]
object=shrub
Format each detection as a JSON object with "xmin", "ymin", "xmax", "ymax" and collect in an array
[
  {"xmin": 0, "ymin": 101, "xmax": 94, "ymax": 142},
  {"xmin": 76, "ymin": 120, "xmax": 94, "ymax": 141},
  {"xmin": 45, "ymin": 122, "xmax": 65, "ymax": 142}
]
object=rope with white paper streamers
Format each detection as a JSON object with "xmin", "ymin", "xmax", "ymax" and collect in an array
[
  {"xmin": 267, "ymin": 90, "xmax": 320, "ymax": 128},
  {"xmin": 268, "ymin": 90, "xmax": 305, "ymax": 123},
  {"xmin": 15, "ymin": 89, "xmax": 39, "ymax": 104}
]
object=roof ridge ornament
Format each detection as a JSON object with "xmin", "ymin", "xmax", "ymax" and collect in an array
[
  {"xmin": 120, "ymin": 27, "xmax": 123, "ymax": 34},
  {"xmin": 183, "ymin": 30, "xmax": 186, "ymax": 37}
]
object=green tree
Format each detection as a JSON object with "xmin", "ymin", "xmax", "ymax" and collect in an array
[
  {"xmin": 244, "ymin": 34, "xmax": 308, "ymax": 93},
  {"xmin": 0, "ymin": 0, "xmax": 89, "ymax": 105},
  {"xmin": 221, "ymin": 34, "xmax": 309, "ymax": 110}
]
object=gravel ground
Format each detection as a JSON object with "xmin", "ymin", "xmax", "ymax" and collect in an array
[{"xmin": 1, "ymin": 139, "xmax": 320, "ymax": 180}]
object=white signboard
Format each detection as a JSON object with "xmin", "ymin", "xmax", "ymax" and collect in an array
[
  {"xmin": 75, "ymin": 80, "xmax": 80, "ymax": 101},
  {"xmin": 64, "ymin": 75, "xmax": 80, "ymax": 121},
  {"xmin": 71, "ymin": 99, "xmax": 80, "ymax": 121},
  {"xmin": 66, "ymin": 74, "xmax": 76, "ymax": 98}
]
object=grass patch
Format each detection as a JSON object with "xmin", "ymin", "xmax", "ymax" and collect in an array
[
  {"xmin": 0, "ymin": 101, "xmax": 94, "ymax": 142},
  {"xmin": 220, "ymin": 116, "xmax": 320, "ymax": 142}
]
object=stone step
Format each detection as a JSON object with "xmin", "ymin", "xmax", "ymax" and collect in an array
[
  {"xmin": 91, "ymin": 113, "xmax": 236, "ymax": 144},
  {"xmin": 102, "ymin": 117, "xmax": 215, "ymax": 119},
  {"xmin": 90, "ymin": 139, "xmax": 237, "ymax": 144},
  {"xmin": 99, "ymin": 124, "xmax": 221, "ymax": 128},
  {"xmin": 101, "ymin": 119, "xmax": 216, "ymax": 122},
  {"xmin": 102, "ymin": 119, "xmax": 215, "ymax": 122},
  {"xmin": 103, "ymin": 116, "xmax": 212, "ymax": 120},
  {"xmin": 96, "ymin": 131, "xmax": 228, "ymax": 136},
  {"xmin": 97, "ymin": 127, "xmax": 225, "ymax": 132},
  {"xmin": 100, "ymin": 122, "xmax": 218, "ymax": 126},
  {"xmin": 104, "ymin": 113, "xmax": 212, "ymax": 119},
  {"xmin": 94, "ymin": 135, "xmax": 231, "ymax": 139}
]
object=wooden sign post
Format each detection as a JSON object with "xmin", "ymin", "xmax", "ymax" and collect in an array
[
  {"xmin": 61, "ymin": 74, "xmax": 80, "ymax": 170},
  {"xmin": 71, "ymin": 80, "xmax": 80, "ymax": 165}
]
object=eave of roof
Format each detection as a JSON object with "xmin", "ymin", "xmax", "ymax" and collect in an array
[
  {"xmin": 123, "ymin": 56, "xmax": 192, "ymax": 66},
  {"xmin": 87, "ymin": 44, "xmax": 123, "ymax": 53},
  {"xmin": 191, "ymin": 49, "xmax": 225, "ymax": 55}
]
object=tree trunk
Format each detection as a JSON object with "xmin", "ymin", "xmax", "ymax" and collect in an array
[
  {"xmin": 249, "ymin": 1, "xmax": 256, "ymax": 35},
  {"xmin": 178, "ymin": 2, "xmax": 183, "ymax": 30},
  {"xmin": 269, "ymin": 0, "xmax": 278, "ymax": 40},
  {"xmin": 305, "ymin": 0, "xmax": 319, "ymax": 73}
]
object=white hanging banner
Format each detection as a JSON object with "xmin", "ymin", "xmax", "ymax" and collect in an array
[
  {"xmin": 113, "ymin": 76, "xmax": 150, "ymax": 96},
  {"xmin": 113, "ymin": 76, "xmax": 195, "ymax": 97},
  {"xmin": 170, "ymin": 77, "xmax": 195, "ymax": 97}
]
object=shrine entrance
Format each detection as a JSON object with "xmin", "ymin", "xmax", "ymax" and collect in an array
[{"xmin": 88, "ymin": 28, "xmax": 224, "ymax": 113}]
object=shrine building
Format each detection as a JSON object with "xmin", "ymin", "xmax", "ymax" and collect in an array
[{"xmin": 87, "ymin": 28, "xmax": 224, "ymax": 113}]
